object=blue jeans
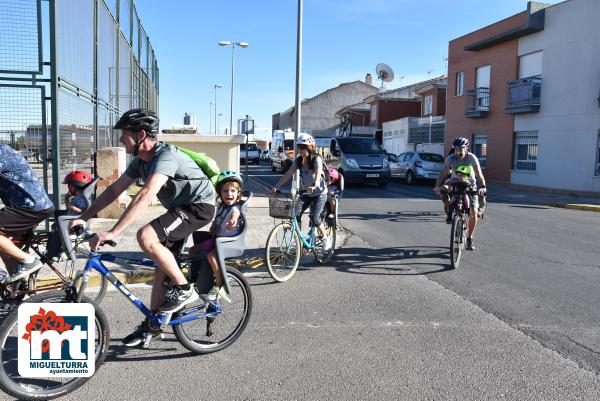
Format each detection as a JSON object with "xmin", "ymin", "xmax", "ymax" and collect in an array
[{"xmin": 295, "ymin": 193, "xmax": 327, "ymax": 227}]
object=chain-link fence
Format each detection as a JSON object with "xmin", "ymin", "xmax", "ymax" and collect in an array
[{"xmin": 0, "ymin": 0, "xmax": 159, "ymax": 207}]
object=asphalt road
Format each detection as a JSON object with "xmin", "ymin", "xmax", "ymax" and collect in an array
[
  {"xmin": 251, "ymin": 162, "xmax": 600, "ymax": 374},
  {"xmin": 1, "ymin": 163, "xmax": 599, "ymax": 400}
]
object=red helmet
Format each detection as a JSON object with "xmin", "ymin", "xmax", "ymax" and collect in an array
[{"xmin": 63, "ymin": 170, "xmax": 92, "ymax": 188}]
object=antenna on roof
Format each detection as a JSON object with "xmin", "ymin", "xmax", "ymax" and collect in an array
[{"xmin": 375, "ymin": 63, "xmax": 394, "ymax": 89}]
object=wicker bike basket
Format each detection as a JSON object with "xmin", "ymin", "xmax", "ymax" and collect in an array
[{"xmin": 268, "ymin": 192, "xmax": 296, "ymax": 219}]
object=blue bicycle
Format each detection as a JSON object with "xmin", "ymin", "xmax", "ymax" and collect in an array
[
  {"xmin": 0, "ymin": 234, "xmax": 252, "ymax": 400},
  {"xmin": 265, "ymin": 191, "xmax": 336, "ymax": 282}
]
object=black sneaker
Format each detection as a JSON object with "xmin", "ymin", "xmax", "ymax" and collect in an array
[
  {"xmin": 446, "ymin": 212, "xmax": 453, "ymax": 224},
  {"xmin": 159, "ymin": 285, "xmax": 200, "ymax": 313},
  {"xmin": 122, "ymin": 318, "xmax": 163, "ymax": 347},
  {"xmin": 466, "ymin": 238, "xmax": 475, "ymax": 251},
  {"xmin": 9, "ymin": 258, "xmax": 43, "ymax": 282}
]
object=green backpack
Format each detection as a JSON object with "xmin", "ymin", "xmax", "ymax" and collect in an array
[{"xmin": 176, "ymin": 146, "xmax": 221, "ymax": 187}]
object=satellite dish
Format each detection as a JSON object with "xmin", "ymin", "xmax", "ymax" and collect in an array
[{"xmin": 376, "ymin": 63, "xmax": 394, "ymax": 87}]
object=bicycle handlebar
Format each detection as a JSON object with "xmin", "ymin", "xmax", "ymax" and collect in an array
[{"xmin": 71, "ymin": 225, "xmax": 117, "ymax": 248}]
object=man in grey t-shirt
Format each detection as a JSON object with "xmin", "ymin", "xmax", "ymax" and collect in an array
[
  {"xmin": 71, "ymin": 109, "xmax": 216, "ymax": 347},
  {"xmin": 434, "ymin": 137, "xmax": 487, "ymax": 251}
]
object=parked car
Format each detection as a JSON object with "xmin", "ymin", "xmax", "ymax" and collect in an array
[
  {"xmin": 327, "ymin": 137, "xmax": 391, "ymax": 187},
  {"xmin": 240, "ymin": 142, "xmax": 261, "ymax": 164},
  {"xmin": 392, "ymin": 151, "xmax": 445, "ymax": 185},
  {"xmin": 386, "ymin": 153, "xmax": 403, "ymax": 178}
]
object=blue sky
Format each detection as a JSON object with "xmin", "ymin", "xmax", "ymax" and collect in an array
[{"xmin": 135, "ymin": 0, "xmax": 559, "ymax": 140}]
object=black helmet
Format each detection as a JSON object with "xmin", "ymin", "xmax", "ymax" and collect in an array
[
  {"xmin": 452, "ymin": 137, "xmax": 469, "ymax": 148},
  {"xmin": 114, "ymin": 108, "xmax": 159, "ymax": 136}
]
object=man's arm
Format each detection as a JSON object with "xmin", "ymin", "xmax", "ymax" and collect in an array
[
  {"xmin": 474, "ymin": 162, "xmax": 486, "ymax": 194},
  {"xmin": 79, "ymin": 173, "xmax": 135, "ymax": 221},
  {"xmin": 435, "ymin": 163, "xmax": 451, "ymax": 188},
  {"xmin": 108, "ymin": 173, "xmax": 168, "ymax": 237}
]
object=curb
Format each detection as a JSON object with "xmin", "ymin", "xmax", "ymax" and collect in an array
[{"xmin": 545, "ymin": 202, "xmax": 600, "ymax": 212}]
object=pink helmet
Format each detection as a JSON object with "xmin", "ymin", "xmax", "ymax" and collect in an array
[{"xmin": 328, "ymin": 167, "xmax": 340, "ymax": 181}]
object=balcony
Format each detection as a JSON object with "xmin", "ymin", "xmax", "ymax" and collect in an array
[
  {"xmin": 505, "ymin": 75, "xmax": 541, "ymax": 114},
  {"xmin": 465, "ymin": 88, "xmax": 490, "ymax": 118}
]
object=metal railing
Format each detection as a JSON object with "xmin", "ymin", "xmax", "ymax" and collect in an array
[
  {"xmin": 506, "ymin": 75, "xmax": 541, "ymax": 112},
  {"xmin": 465, "ymin": 87, "xmax": 490, "ymax": 117}
]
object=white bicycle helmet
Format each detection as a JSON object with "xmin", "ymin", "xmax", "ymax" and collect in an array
[{"xmin": 297, "ymin": 133, "xmax": 316, "ymax": 147}]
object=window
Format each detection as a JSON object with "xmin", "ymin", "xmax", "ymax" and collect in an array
[
  {"xmin": 513, "ymin": 131, "xmax": 538, "ymax": 171},
  {"xmin": 596, "ymin": 131, "xmax": 600, "ymax": 175},
  {"xmin": 455, "ymin": 72, "xmax": 464, "ymax": 96},
  {"xmin": 423, "ymin": 95, "xmax": 433, "ymax": 116},
  {"xmin": 472, "ymin": 134, "xmax": 487, "ymax": 168}
]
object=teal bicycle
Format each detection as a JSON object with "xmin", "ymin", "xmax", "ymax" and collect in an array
[{"xmin": 265, "ymin": 191, "xmax": 336, "ymax": 282}]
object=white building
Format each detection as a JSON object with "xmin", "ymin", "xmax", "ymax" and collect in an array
[{"xmin": 512, "ymin": 0, "xmax": 600, "ymax": 192}]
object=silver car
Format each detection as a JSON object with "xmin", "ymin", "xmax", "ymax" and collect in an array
[{"xmin": 390, "ymin": 151, "xmax": 445, "ymax": 185}]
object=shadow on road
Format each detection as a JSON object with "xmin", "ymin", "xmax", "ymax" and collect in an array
[
  {"xmin": 333, "ymin": 245, "xmax": 452, "ymax": 275},
  {"xmin": 340, "ymin": 210, "xmax": 443, "ymax": 223}
]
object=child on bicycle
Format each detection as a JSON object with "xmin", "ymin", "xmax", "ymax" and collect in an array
[
  {"xmin": 440, "ymin": 165, "xmax": 475, "ymax": 224},
  {"xmin": 271, "ymin": 133, "xmax": 332, "ymax": 251},
  {"xmin": 189, "ymin": 171, "xmax": 245, "ymax": 302},
  {"xmin": 46, "ymin": 170, "xmax": 92, "ymax": 261}
]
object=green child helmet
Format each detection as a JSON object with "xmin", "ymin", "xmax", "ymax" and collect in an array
[
  {"xmin": 455, "ymin": 165, "xmax": 473, "ymax": 176},
  {"xmin": 216, "ymin": 170, "xmax": 243, "ymax": 188}
]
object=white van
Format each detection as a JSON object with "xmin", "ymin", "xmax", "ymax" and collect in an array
[
  {"xmin": 240, "ymin": 142, "xmax": 260, "ymax": 164},
  {"xmin": 270, "ymin": 130, "xmax": 297, "ymax": 173}
]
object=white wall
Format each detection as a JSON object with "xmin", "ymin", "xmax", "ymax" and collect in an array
[
  {"xmin": 513, "ymin": 0, "xmax": 600, "ymax": 192},
  {"xmin": 382, "ymin": 118, "xmax": 409, "ymax": 155}
]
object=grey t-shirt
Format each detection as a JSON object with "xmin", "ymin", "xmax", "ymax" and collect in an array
[
  {"xmin": 445, "ymin": 152, "xmax": 480, "ymax": 186},
  {"xmin": 125, "ymin": 142, "xmax": 216, "ymax": 209},
  {"xmin": 295, "ymin": 156, "xmax": 327, "ymax": 196}
]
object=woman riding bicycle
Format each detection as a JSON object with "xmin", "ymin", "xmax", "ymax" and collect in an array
[{"xmin": 271, "ymin": 133, "xmax": 332, "ymax": 251}]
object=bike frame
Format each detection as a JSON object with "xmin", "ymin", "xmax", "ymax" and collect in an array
[{"xmin": 77, "ymin": 252, "xmax": 221, "ymax": 328}]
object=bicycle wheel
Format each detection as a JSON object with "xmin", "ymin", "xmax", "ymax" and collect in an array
[
  {"xmin": 313, "ymin": 217, "xmax": 336, "ymax": 264},
  {"xmin": 0, "ymin": 290, "xmax": 110, "ymax": 400},
  {"xmin": 173, "ymin": 268, "xmax": 252, "ymax": 354},
  {"xmin": 265, "ymin": 222, "xmax": 301, "ymax": 282},
  {"xmin": 73, "ymin": 269, "xmax": 108, "ymax": 305},
  {"xmin": 450, "ymin": 215, "xmax": 464, "ymax": 269}
]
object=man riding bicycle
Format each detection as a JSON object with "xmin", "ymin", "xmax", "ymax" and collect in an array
[
  {"xmin": 0, "ymin": 144, "xmax": 54, "ymax": 283},
  {"xmin": 434, "ymin": 137, "xmax": 487, "ymax": 251},
  {"xmin": 71, "ymin": 108, "xmax": 216, "ymax": 346}
]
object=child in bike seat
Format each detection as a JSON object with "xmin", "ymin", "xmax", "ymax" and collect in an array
[
  {"xmin": 189, "ymin": 171, "xmax": 245, "ymax": 303},
  {"xmin": 326, "ymin": 166, "xmax": 341, "ymax": 218},
  {"xmin": 441, "ymin": 165, "xmax": 475, "ymax": 223},
  {"xmin": 45, "ymin": 170, "xmax": 92, "ymax": 261}
]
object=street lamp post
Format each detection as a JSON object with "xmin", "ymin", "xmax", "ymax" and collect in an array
[
  {"xmin": 217, "ymin": 113, "xmax": 222, "ymax": 135},
  {"xmin": 218, "ymin": 40, "xmax": 248, "ymax": 135},
  {"xmin": 209, "ymin": 102, "xmax": 214, "ymax": 134},
  {"xmin": 214, "ymin": 84, "xmax": 222, "ymax": 135}
]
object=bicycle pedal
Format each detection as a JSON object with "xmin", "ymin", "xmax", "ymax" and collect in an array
[
  {"xmin": 158, "ymin": 313, "xmax": 172, "ymax": 330},
  {"xmin": 142, "ymin": 333, "xmax": 154, "ymax": 348}
]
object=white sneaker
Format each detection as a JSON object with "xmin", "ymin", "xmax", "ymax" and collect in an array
[{"xmin": 322, "ymin": 235, "xmax": 332, "ymax": 251}]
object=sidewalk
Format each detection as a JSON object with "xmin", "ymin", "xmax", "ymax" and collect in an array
[
  {"xmin": 485, "ymin": 181, "xmax": 600, "ymax": 212},
  {"xmin": 36, "ymin": 176, "xmax": 346, "ymax": 286}
]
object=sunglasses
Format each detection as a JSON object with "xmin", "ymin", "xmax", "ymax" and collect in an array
[{"xmin": 297, "ymin": 144, "xmax": 308, "ymax": 149}]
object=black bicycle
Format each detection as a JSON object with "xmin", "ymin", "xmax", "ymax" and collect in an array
[{"xmin": 448, "ymin": 183, "xmax": 478, "ymax": 269}]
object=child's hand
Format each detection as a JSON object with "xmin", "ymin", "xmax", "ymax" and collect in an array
[{"xmin": 225, "ymin": 209, "xmax": 241, "ymax": 231}]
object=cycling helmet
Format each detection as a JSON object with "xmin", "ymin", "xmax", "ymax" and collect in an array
[
  {"xmin": 452, "ymin": 137, "xmax": 469, "ymax": 148},
  {"xmin": 216, "ymin": 170, "xmax": 243, "ymax": 188},
  {"xmin": 455, "ymin": 165, "xmax": 473, "ymax": 176},
  {"xmin": 297, "ymin": 133, "xmax": 316, "ymax": 147},
  {"xmin": 63, "ymin": 170, "xmax": 92, "ymax": 188},
  {"xmin": 113, "ymin": 108, "xmax": 159, "ymax": 136}
]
